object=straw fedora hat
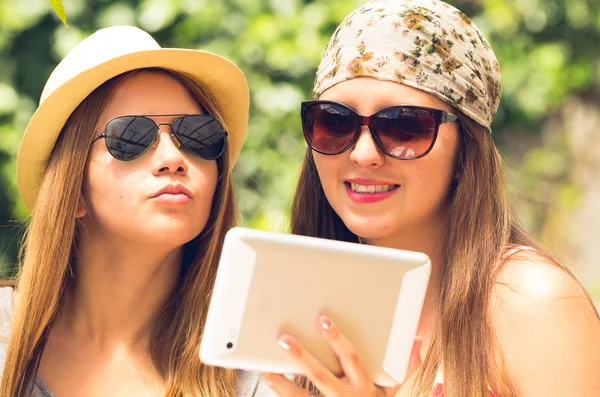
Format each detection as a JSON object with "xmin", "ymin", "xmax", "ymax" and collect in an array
[{"xmin": 16, "ymin": 25, "xmax": 249, "ymax": 211}]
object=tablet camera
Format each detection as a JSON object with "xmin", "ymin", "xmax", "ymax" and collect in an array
[{"xmin": 226, "ymin": 342, "xmax": 234, "ymax": 349}]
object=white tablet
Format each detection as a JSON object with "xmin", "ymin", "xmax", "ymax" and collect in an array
[{"xmin": 199, "ymin": 227, "xmax": 430, "ymax": 387}]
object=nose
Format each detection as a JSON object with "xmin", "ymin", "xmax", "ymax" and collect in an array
[
  {"xmin": 348, "ymin": 126, "xmax": 386, "ymax": 168},
  {"xmin": 150, "ymin": 128, "xmax": 188, "ymax": 176}
]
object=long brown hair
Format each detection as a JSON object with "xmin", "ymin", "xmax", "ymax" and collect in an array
[
  {"xmin": 1, "ymin": 68, "xmax": 239, "ymax": 396},
  {"xmin": 291, "ymin": 114, "xmax": 598, "ymax": 396}
]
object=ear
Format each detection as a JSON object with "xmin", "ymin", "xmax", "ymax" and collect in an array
[
  {"xmin": 452, "ymin": 153, "xmax": 463, "ymax": 182},
  {"xmin": 453, "ymin": 135, "xmax": 465, "ymax": 181},
  {"xmin": 454, "ymin": 165, "xmax": 462, "ymax": 181},
  {"xmin": 75, "ymin": 196, "xmax": 88, "ymax": 218}
]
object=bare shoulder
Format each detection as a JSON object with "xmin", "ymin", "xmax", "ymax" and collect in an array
[
  {"xmin": 491, "ymin": 248, "xmax": 600, "ymax": 396},
  {"xmin": 493, "ymin": 249, "xmax": 593, "ymax": 305}
]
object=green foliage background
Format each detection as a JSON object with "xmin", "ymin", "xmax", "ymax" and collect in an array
[{"xmin": 1, "ymin": 0, "xmax": 599, "ymax": 304}]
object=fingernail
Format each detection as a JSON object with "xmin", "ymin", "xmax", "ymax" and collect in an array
[
  {"xmin": 320, "ymin": 316, "xmax": 333, "ymax": 330},
  {"xmin": 277, "ymin": 336, "xmax": 291, "ymax": 351},
  {"xmin": 263, "ymin": 375, "xmax": 273, "ymax": 387}
]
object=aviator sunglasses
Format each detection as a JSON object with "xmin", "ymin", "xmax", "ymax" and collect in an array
[
  {"xmin": 90, "ymin": 114, "xmax": 228, "ymax": 161},
  {"xmin": 301, "ymin": 100, "xmax": 459, "ymax": 160}
]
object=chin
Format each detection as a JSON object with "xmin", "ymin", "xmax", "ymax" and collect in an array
[
  {"xmin": 144, "ymin": 224, "xmax": 206, "ymax": 247},
  {"xmin": 341, "ymin": 216, "xmax": 397, "ymax": 240}
]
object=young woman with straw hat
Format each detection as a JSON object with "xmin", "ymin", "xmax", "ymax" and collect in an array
[
  {"xmin": 0, "ymin": 25, "xmax": 274, "ymax": 396},
  {"xmin": 263, "ymin": 0, "xmax": 600, "ymax": 396}
]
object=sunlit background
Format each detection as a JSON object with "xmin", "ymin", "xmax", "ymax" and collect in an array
[{"xmin": 0, "ymin": 0, "xmax": 599, "ymax": 305}]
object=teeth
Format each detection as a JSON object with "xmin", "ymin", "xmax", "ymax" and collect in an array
[{"xmin": 350, "ymin": 182, "xmax": 397, "ymax": 194}]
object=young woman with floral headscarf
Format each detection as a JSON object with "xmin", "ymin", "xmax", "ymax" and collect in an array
[{"xmin": 263, "ymin": 0, "xmax": 600, "ymax": 396}]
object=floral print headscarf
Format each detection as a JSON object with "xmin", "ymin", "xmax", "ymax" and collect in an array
[{"xmin": 313, "ymin": 0, "xmax": 502, "ymax": 131}]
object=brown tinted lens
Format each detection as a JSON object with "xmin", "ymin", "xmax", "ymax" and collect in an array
[
  {"xmin": 373, "ymin": 108, "xmax": 436, "ymax": 159},
  {"xmin": 304, "ymin": 103, "xmax": 358, "ymax": 154}
]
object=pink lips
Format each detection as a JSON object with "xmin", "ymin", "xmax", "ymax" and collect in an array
[
  {"xmin": 344, "ymin": 178, "xmax": 400, "ymax": 204},
  {"xmin": 150, "ymin": 184, "xmax": 192, "ymax": 205}
]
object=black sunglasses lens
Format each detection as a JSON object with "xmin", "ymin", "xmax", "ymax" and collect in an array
[
  {"xmin": 104, "ymin": 116, "xmax": 158, "ymax": 161},
  {"xmin": 172, "ymin": 115, "xmax": 227, "ymax": 160},
  {"xmin": 373, "ymin": 108, "xmax": 437, "ymax": 159},
  {"xmin": 303, "ymin": 103, "xmax": 357, "ymax": 154}
]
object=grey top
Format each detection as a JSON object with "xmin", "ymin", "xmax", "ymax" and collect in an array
[{"xmin": 0, "ymin": 287, "xmax": 276, "ymax": 397}]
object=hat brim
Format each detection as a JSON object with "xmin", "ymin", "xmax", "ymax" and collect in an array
[{"xmin": 16, "ymin": 48, "xmax": 249, "ymax": 211}]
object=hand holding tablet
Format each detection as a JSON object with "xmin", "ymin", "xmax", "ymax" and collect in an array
[{"xmin": 199, "ymin": 227, "xmax": 430, "ymax": 387}]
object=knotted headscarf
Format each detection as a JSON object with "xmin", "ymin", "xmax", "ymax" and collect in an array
[{"xmin": 313, "ymin": 0, "xmax": 502, "ymax": 131}]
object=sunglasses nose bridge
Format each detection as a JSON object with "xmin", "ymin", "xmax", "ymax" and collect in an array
[
  {"xmin": 156, "ymin": 122, "xmax": 173, "ymax": 133},
  {"xmin": 357, "ymin": 114, "xmax": 375, "ymax": 134},
  {"xmin": 356, "ymin": 114, "xmax": 377, "ymax": 142},
  {"xmin": 151, "ymin": 123, "xmax": 179, "ymax": 149}
]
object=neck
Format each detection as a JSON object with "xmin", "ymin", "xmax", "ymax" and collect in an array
[
  {"xmin": 365, "ymin": 211, "xmax": 449, "ymax": 333},
  {"xmin": 59, "ymin": 235, "xmax": 183, "ymax": 349},
  {"xmin": 367, "ymin": 216, "xmax": 447, "ymax": 279}
]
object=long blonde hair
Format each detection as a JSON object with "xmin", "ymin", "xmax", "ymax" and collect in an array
[
  {"xmin": 291, "ymin": 115, "xmax": 598, "ymax": 396},
  {"xmin": 1, "ymin": 68, "xmax": 239, "ymax": 396}
]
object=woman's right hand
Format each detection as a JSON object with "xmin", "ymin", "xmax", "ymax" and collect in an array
[{"xmin": 263, "ymin": 315, "xmax": 423, "ymax": 397}]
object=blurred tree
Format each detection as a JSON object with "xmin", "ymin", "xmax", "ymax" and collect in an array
[{"xmin": 1, "ymin": 0, "xmax": 599, "ymax": 302}]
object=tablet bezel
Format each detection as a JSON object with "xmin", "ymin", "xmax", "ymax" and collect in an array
[{"xmin": 200, "ymin": 227, "xmax": 430, "ymax": 387}]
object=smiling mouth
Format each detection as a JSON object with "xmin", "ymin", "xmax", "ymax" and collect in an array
[{"xmin": 347, "ymin": 182, "xmax": 400, "ymax": 194}]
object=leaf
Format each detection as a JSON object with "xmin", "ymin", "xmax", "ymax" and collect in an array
[{"xmin": 49, "ymin": 0, "xmax": 68, "ymax": 29}]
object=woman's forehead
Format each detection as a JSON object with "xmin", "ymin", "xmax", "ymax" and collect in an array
[
  {"xmin": 98, "ymin": 71, "xmax": 203, "ymax": 125},
  {"xmin": 319, "ymin": 78, "xmax": 455, "ymax": 114}
]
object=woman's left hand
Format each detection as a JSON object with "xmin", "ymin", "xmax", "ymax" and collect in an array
[{"xmin": 262, "ymin": 315, "xmax": 422, "ymax": 397}]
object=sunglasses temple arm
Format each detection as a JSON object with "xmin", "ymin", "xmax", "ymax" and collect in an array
[
  {"xmin": 442, "ymin": 112, "xmax": 459, "ymax": 123},
  {"xmin": 90, "ymin": 133, "xmax": 106, "ymax": 145}
]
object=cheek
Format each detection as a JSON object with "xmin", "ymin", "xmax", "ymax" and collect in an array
[
  {"xmin": 86, "ymin": 174, "xmax": 137, "ymax": 214},
  {"xmin": 188, "ymin": 164, "xmax": 220, "ymax": 237},
  {"xmin": 190, "ymin": 160, "xmax": 219, "ymax": 207},
  {"xmin": 313, "ymin": 152, "xmax": 341, "ymax": 193},
  {"xmin": 193, "ymin": 158, "xmax": 218, "ymax": 188},
  {"xmin": 410, "ymin": 155, "xmax": 457, "ymax": 205},
  {"xmin": 82, "ymin": 157, "xmax": 144, "ymax": 214},
  {"xmin": 418, "ymin": 132, "xmax": 460, "ymax": 196}
]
